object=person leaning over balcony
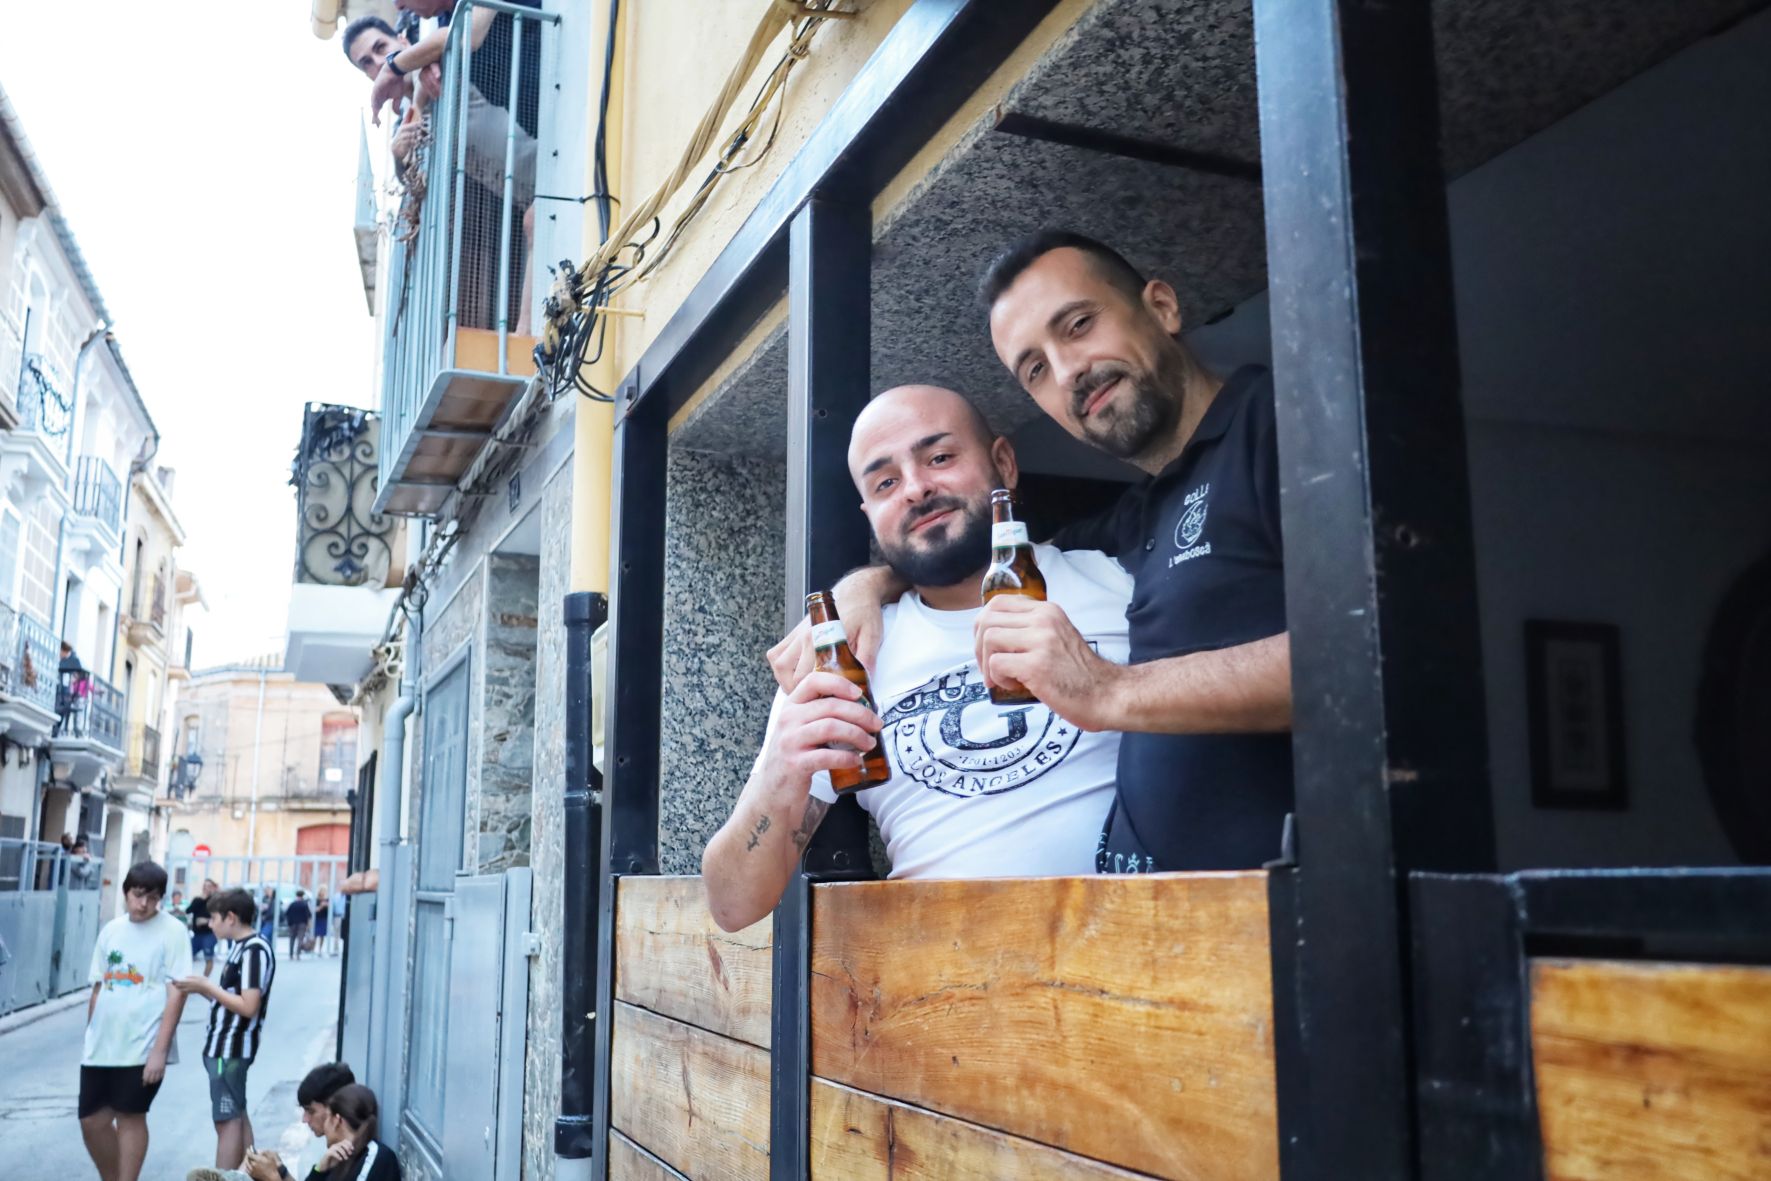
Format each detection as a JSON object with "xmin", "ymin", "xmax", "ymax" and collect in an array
[
  {"xmin": 702, "ymin": 385, "xmax": 1134, "ymax": 932},
  {"xmin": 349, "ymin": 1, "xmax": 541, "ymax": 334},
  {"xmin": 340, "ymin": 16, "xmax": 437, "ymax": 173},
  {"xmin": 789, "ymin": 232, "xmax": 1295, "ymax": 876}
]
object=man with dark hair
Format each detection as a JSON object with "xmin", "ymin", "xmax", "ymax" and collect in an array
[
  {"xmin": 81, "ymin": 860, "xmax": 190, "ymax": 1181},
  {"xmin": 806, "ymin": 230, "xmax": 1293, "ymax": 875},
  {"xmin": 235, "ymin": 1062, "xmax": 356, "ymax": 1181},
  {"xmin": 175, "ymin": 888, "xmax": 276, "ymax": 1172},
  {"xmin": 705, "ymin": 385, "xmax": 1132, "ymax": 931}
]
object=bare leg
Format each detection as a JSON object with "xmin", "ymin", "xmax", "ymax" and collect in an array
[
  {"xmin": 203, "ymin": 955, "xmax": 215, "ymax": 978},
  {"xmin": 113, "ymin": 1112, "xmax": 150, "ymax": 1181},
  {"xmin": 518, "ymin": 203, "xmax": 535, "ymax": 337},
  {"xmin": 80, "ymin": 1111, "xmax": 121, "ymax": 1181},
  {"xmin": 216, "ymin": 1112, "xmax": 253, "ymax": 1168}
]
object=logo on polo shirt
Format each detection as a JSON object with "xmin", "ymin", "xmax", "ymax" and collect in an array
[
  {"xmin": 1170, "ymin": 482, "xmax": 1213, "ymax": 567},
  {"xmin": 881, "ymin": 667, "xmax": 1082, "ymax": 798}
]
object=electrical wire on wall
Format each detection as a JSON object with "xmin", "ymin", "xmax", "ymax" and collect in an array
[{"xmin": 538, "ymin": 0, "xmax": 856, "ymax": 403}]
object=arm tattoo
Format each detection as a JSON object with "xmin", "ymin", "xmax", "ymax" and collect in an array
[
  {"xmin": 744, "ymin": 814, "xmax": 772, "ymax": 851},
  {"xmin": 791, "ymin": 798, "xmax": 831, "ymax": 855}
]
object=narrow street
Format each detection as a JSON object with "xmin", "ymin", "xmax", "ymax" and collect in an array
[{"xmin": 0, "ymin": 955, "xmax": 342, "ymax": 1181}]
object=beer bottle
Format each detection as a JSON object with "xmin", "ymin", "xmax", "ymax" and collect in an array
[
  {"xmin": 979, "ymin": 488, "xmax": 1046, "ymax": 705},
  {"xmin": 805, "ymin": 591, "xmax": 891, "ymax": 792}
]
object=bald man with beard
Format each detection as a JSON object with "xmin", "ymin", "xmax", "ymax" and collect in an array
[{"xmin": 703, "ymin": 385, "xmax": 1134, "ymax": 932}]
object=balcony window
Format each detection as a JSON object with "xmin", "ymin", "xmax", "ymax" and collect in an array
[{"xmin": 71, "ymin": 456, "xmax": 124, "ymax": 535}]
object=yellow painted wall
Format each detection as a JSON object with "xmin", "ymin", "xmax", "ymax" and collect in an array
[{"xmin": 598, "ymin": 0, "xmax": 916, "ymax": 378}]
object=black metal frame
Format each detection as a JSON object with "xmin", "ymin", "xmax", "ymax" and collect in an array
[
  {"xmin": 1409, "ymin": 868, "xmax": 1771, "ymax": 1181},
  {"xmin": 558, "ymin": 590, "xmax": 607, "ymax": 1162},
  {"xmin": 581, "ymin": 1, "xmax": 1771, "ymax": 1180}
]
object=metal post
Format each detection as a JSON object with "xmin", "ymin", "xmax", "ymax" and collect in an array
[
  {"xmin": 1253, "ymin": 0, "xmax": 1495, "ymax": 1177},
  {"xmin": 557, "ymin": 590, "xmax": 607, "ymax": 1177},
  {"xmin": 589, "ymin": 385, "xmax": 668, "ymax": 1180},
  {"xmin": 769, "ymin": 198, "xmax": 876, "ymax": 1181},
  {"xmin": 495, "ymin": 14, "xmax": 525, "ymax": 372}
]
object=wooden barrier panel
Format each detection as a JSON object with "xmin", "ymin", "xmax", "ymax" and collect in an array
[
  {"xmin": 610, "ymin": 1001, "xmax": 771, "ymax": 1181},
  {"xmin": 812, "ymin": 1078, "xmax": 1165, "ymax": 1180},
  {"xmin": 609, "ymin": 1130, "xmax": 691, "ymax": 1181},
  {"xmin": 616, "ymin": 875, "xmax": 773, "ymax": 1048},
  {"xmin": 1531, "ymin": 959, "xmax": 1771, "ymax": 1181},
  {"xmin": 810, "ymin": 873, "xmax": 1278, "ymax": 1181}
]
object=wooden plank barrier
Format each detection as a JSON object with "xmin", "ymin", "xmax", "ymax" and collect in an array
[
  {"xmin": 1531, "ymin": 959, "xmax": 1771, "ymax": 1181},
  {"xmin": 616, "ymin": 875, "xmax": 773, "ymax": 1048},
  {"xmin": 810, "ymin": 873, "xmax": 1279, "ymax": 1181},
  {"xmin": 610, "ymin": 1001, "xmax": 771, "ymax": 1180},
  {"xmin": 812, "ymin": 1077, "xmax": 1167, "ymax": 1180},
  {"xmin": 609, "ymin": 1129, "xmax": 691, "ymax": 1181}
]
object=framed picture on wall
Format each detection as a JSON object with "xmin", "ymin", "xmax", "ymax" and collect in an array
[{"xmin": 1525, "ymin": 620, "xmax": 1628, "ymax": 810}]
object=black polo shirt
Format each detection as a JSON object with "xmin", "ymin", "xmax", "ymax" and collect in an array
[{"xmin": 1052, "ymin": 365, "xmax": 1294, "ymax": 871}]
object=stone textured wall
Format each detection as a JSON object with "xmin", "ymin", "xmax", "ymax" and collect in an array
[
  {"xmin": 522, "ymin": 462, "xmax": 574, "ymax": 1181},
  {"xmin": 477, "ymin": 554, "xmax": 540, "ymax": 873},
  {"xmin": 658, "ymin": 448, "xmax": 787, "ymax": 873}
]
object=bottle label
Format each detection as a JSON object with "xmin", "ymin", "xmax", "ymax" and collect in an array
[
  {"xmin": 810, "ymin": 619, "xmax": 847, "ymax": 649},
  {"xmin": 992, "ymin": 521, "xmax": 1030, "ymax": 548}
]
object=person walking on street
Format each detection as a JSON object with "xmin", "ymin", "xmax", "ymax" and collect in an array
[
  {"xmin": 313, "ymin": 888, "xmax": 332, "ymax": 957},
  {"xmin": 284, "ymin": 890, "xmax": 313, "ymax": 961},
  {"xmin": 80, "ymin": 860, "xmax": 191, "ymax": 1181},
  {"xmin": 258, "ymin": 888, "xmax": 276, "ymax": 944},
  {"xmin": 174, "ymin": 889, "xmax": 276, "ymax": 1172},
  {"xmin": 187, "ymin": 879, "xmax": 219, "ymax": 978}
]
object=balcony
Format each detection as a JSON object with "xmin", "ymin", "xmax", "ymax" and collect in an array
[
  {"xmin": 65, "ymin": 457, "xmax": 126, "ymax": 581},
  {"xmin": 286, "ymin": 404, "xmax": 404, "ymax": 685},
  {"xmin": 0, "ymin": 352, "xmax": 74, "ymax": 508},
  {"xmin": 127, "ymin": 571, "xmax": 167, "ymax": 648},
  {"xmin": 0, "ymin": 602, "xmax": 60, "ymax": 746},
  {"xmin": 124, "ymin": 723, "xmax": 161, "ymax": 784},
  {"xmin": 372, "ymin": 3, "xmax": 555, "ymax": 517},
  {"xmin": 51, "ymin": 668, "xmax": 126, "ymax": 788}
]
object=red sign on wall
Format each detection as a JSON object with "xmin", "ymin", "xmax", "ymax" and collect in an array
[{"xmin": 193, "ymin": 844, "xmax": 212, "ymax": 859}]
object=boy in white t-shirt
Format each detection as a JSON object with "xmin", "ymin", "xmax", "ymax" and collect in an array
[
  {"xmin": 80, "ymin": 859, "xmax": 191, "ymax": 1181},
  {"xmin": 704, "ymin": 385, "xmax": 1132, "ymax": 931}
]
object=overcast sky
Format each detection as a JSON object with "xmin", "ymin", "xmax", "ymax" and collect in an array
[{"xmin": 1, "ymin": 3, "xmax": 379, "ymax": 667}]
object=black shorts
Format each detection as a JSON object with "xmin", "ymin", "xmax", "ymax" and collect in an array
[{"xmin": 78, "ymin": 1065, "xmax": 164, "ymax": 1118}]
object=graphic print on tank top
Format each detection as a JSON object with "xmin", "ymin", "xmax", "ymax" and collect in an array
[{"xmin": 881, "ymin": 656, "xmax": 1095, "ymax": 798}]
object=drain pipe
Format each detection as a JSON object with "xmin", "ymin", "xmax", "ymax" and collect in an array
[
  {"xmin": 556, "ymin": 590, "xmax": 606, "ymax": 1179},
  {"xmin": 369, "ymin": 604, "xmax": 419, "ymax": 1116}
]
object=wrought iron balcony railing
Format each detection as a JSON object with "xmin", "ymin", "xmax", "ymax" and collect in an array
[
  {"xmin": 16, "ymin": 352, "xmax": 74, "ymax": 441},
  {"xmin": 0, "ymin": 602, "xmax": 59, "ymax": 715},
  {"xmin": 55, "ymin": 668, "xmax": 125, "ymax": 750},
  {"xmin": 130, "ymin": 571, "xmax": 168, "ymax": 631},
  {"xmin": 72, "ymin": 455, "xmax": 124, "ymax": 534},
  {"xmin": 293, "ymin": 404, "xmax": 397, "ymax": 587},
  {"xmin": 374, "ymin": 0, "xmax": 557, "ymax": 516},
  {"xmin": 127, "ymin": 723, "xmax": 162, "ymax": 781}
]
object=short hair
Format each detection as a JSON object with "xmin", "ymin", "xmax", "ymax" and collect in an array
[
  {"xmin": 340, "ymin": 16, "xmax": 397, "ymax": 63},
  {"xmin": 210, "ymin": 888, "xmax": 258, "ymax": 927},
  {"xmin": 296, "ymin": 889, "xmax": 307, "ymax": 898},
  {"xmin": 298, "ymin": 1062, "xmax": 357, "ymax": 1108},
  {"xmin": 123, "ymin": 861, "xmax": 168, "ymax": 898},
  {"xmin": 977, "ymin": 229, "xmax": 1148, "ymax": 311}
]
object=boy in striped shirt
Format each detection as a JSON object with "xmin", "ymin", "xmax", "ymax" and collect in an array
[{"xmin": 174, "ymin": 887, "xmax": 277, "ymax": 1172}]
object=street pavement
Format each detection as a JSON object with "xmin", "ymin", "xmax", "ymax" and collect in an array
[{"xmin": 0, "ymin": 951, "xmax": 343, "ymax": 1181}]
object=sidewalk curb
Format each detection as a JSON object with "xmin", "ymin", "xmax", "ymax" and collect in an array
[{"xmin": 0, "ymin": 989, "xmax": 86, "ymax": 1037}]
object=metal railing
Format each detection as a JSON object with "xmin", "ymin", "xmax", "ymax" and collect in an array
[
  {"xmin": 378, "ymin": 0, "xmax": 554, "ymax": 499},
  {"xmin": 16, "ymin": 352, "xmax": 74, "ymax": 441},
  {"xmin": 128, "ymin": 723, "xmax": 162, "ymax": 781},
  {"xmin": 131, "ymin": 571, "xmax": 168, "ymax": 630},
  {"xmin": 72, "ymin": 455, "xmax": 124, "ymax": 533},
  {"xmin": 55, "ymin": 668, "xmax": 125, "ymax": 749},
  {"xmin": 0, "ymin": 602, "xmax": 60, "ymax": 715}
]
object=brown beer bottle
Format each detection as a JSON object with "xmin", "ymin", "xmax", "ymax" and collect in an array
[
  {"xmin": 979, "ymin": 488, "xmax": 1046, "ymax": 705},
  {"xmin": 805, "ymin": 591, "xmax": 891, "ymax": 792}
]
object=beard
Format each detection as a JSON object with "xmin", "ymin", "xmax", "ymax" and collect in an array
[
  {"xmin": 876, "ymin": 492, "xmax": 995, "ymax": 589},
  {"xmin": 1070, "ymin": 348, "xmax": 1186, "ymax": 461}
]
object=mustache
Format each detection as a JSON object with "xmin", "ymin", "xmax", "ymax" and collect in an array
[
  {"xmin": 1070, "ymin": 363, "xmax": 1131, "ymax": 417},
  {"xmin": 902, "ymin": 495, "xmax": 968, "ymax": 537}
]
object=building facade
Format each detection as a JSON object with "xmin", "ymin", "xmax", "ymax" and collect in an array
[{"xmin": 154, "ymin": 658, "xmax": 358, "ymax": 890}]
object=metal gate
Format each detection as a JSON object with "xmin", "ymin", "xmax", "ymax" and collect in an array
[{"xmin": 165, "ymin": 854, "xmax": 349, "ymax": 938}]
